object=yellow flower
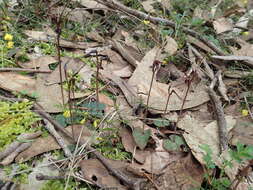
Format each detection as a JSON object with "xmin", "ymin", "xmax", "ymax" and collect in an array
[
  {"xmin": 4, "ymin": 33, "xmax": 13, "ymax": 41},
  {"xmin": 63, "ymin": 110, "xmax": 71, "ymax": 118},
  {"xmin": 143, "ymin": 20, "xmax": 150, "ymax": 25},
  {"xmin": 6, "ymin": 41, "xmax": 14, "ymax": 49},
  {"xmin": 80, "ymin": 118, "xmax": 86, "ymax": 124},
  {"xmin": 242, "ymin": 109, "xmax": 249, "ymax": 116},
  {"xmin": 96, "ymin": 137, "xmax": 103, "ymax": 141},
  {"xmin": 5, "ymin": 16, "xmax": 11, "ymax": 21},
  {"xmin": 242, "ymin": 31, "xmax": 249, "ymax": 36}
]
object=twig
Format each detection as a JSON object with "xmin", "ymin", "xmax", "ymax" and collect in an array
[
  {"xmin": 94, "ymin": 0, "xmax": 226, "ymax": 56},
  {"xmin": 36, "ymin": 173, "xmax": 65, "ymax": 180},
  {"xmin": 212, "ymin": 55, "xmax": 253, "ymax": 67},
  {"xmin": 0, "ymin": 68, "xmax": 51, "ymax": 73},
  {"xmin": 0, "ymin": 143, "xmax": 31, "ymax": 166},
  {"xmin": 89, "ymin": 147, "xmax": 146, "ymax": 190},
  {"xmin": 43, "ymin": 119, "xmax": 72, "ymax": 157},
  {"xmin": 207, "ymin": 87, "xmax": 228, "ymax": 152},
  {"xmin": 0, "ymin": 132, "xmax": 42, "ymax": 160},
  {"xmin": 33, "ymin": 103, "xmax": 73, "ymax": 139}
]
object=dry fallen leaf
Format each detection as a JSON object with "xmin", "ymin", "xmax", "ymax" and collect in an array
[
  {"xmin": 163, "ymin": 36, "xmax": 178, "ymax": 55},
  {"xmin": 213, "ymin": 17, "xmax": 233, "ymax": 34},
  {"xmin": 143, "ymin": 153, "xmax": 203, "ymax": 190},
  {"xmin": 74, "ymin": 0, "xmax": 106, "ymax": 9},
  {"xmin": 141, "ymin": 0, "xmax": 156, "ymax": 13},
  {"xmin": 17, "ymin": 56, "xmax": 57, "ymax": 69},
  {"xmin": 15, "ymin": 125, "xmax": 97, "ymax": 162},
  {"xmin": 0, "ymin": 72, "xmax": 36, "ymax": 95},
  {"xmin": 128, "ymin": 47, "xmax": 210, "ymax": 113},
  {"xmin": 177, "ymin": 114, "xmax": 236, "ymax": 165},
  {"xmin": 80, "ymin": 158, "xmax": 140, "ymax": 190}
]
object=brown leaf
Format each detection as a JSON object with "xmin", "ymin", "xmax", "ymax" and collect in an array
[
  {"xmin": 79, "ymin": 159, "xmax": 128, "ymax": 190},
  {"xmin": 164, "ymin": 36, "xmax": 178, "ymax": 55},
  {"xmin": 230, "ymin": 120, "xmax": 253, "ymax": 146},
  {"xmin": 213, "ymin": 17, "xmax": 233, "ymax": 34},
  {"xmin": 141, "ymin": 0, "xmax": 156, "ymax": 13},
  {"xmin": 15, "ymin": 125, "xmax": 97, "ymax": 162},
  {"xmin": 119, "ymin": 127, "xmax": 150, "ymax": 164},
  {"xmin": 128, "ymin": 47, "xmax": 210, "ymax": 112},
  {"xmin": 17, "ymin": 56, "xmax": 57, "ymax": 69},
  {"xmin": 0, "ymin": 72, "xmax": 36, "ymax": 94},
  {"xmin": 101, "ymin": 49, "xmax": 133, "ymax": 78},
  {"xmin": 177, "ymin": 115, "xmax": 236, "ymax": 165},
  {"xmin": 143, "ymin": 153, "xmax": 203, "ymax": 190}
]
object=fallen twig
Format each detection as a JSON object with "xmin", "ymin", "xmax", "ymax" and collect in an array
[
  {"xmin": 43, "ymin": 119, "xmax": 72, "ymax": 157},
  {"xmin": 36, "ymin": 173, "xmax": 65, "ymax": 180},
  {"xmin": 207, "ymin": 87, "xmax": 228, "ymax": 152},
  {"xmin": 33, "ymin": 103, "xmax": 73, "ymax": 139},
  {"xmin": 0, "ymin": 68, "xmax": 51, "ymax": 73},
  {"xmin": 95, "ymin": 0, "xmax": 226, "ymax": 56},
  {"xmin": 0, "ymin": 132, "xmax": 42, "ymax": 160},
  {"xmin": 89, "ymin": 147, "xmax": 146, "ymax": 190},
  {"xmin": 0, "ymin": 143, "xmax": 31, "ymax": 166},
  {"xmin": 212, "ymin": 55, "xmax": 253, "ymax": 67}
]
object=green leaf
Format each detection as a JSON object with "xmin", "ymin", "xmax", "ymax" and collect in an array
[
  {"xmin": 55, "ymin": 115, "xmax": 67, "ymax": 127},
  {"xmin": 132, "ymin": 128, "xmax": 151, "ymax": 150},
  {"xmin": 163, "ymin": 139, "xmax": 178, "ymax": 151},
  {"xmin": 81, "ymin": 102, "xmax": 105, "ymax": 118},
  {"xmin": 153, "ymin": 119, "xmax": 170, "ymax": 127}
]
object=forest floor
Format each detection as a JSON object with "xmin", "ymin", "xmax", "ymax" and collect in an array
[{"xmin": 0, "ymin": 0, "xmax": 253, "ymax": 190}]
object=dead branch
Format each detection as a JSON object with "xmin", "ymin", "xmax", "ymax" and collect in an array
[
  {"xmin": 212, "ymin": 55, "xmax": 253, "ymax": 67},
  {"xmin": 94, "ymin": 0, "xmax": 225, "ymax": 56},
  {"xmin": 89, "ymin": 147, "xmax": 146, "ymax": 190},
  {"xmin": 43, "ymin": 119, "xmax": 72, "ymax": 157},
  {"xmin": 0, "ymin": 143, "xmax": 31, "ymax": 166},
  {"xmin": 0, "ymin": 68, "xmax": 51, "ymax": 73},
  {"xmin": 207, "ymin": 88, "xmax": 228, "ymax": 152},
  {"xmin": 36, "ymin": 173, "xmax": 65, "ymax": 180},
  {"xmin": 0, "ymin": 132, "xmax": 42, "ymax": 160},
  {"xmin": 33, "ymin": 103, "xmax": 73, "ymax": 139}
]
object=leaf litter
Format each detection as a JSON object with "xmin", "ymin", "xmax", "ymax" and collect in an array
[{"xmin": 0, "ymin": 0, "xmax": 253, "ymax": 189}]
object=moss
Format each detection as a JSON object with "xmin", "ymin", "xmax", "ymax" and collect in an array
[{"xmin": 0, "ymin": 100, "xmax": 40, "ymax": 150}]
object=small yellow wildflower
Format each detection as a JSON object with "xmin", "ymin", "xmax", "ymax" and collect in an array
[
  {"xmin": 93, "ymin": 119, "xmax": 100, "ymax": 128},
  {"xmin": 6, "ymin": 41, "xmax": 14, "ymax": 49},
  {"xmin": 242, "ymin": 31, "xmax": 249, "ymax": 36},
  {"xmin": 63, "ymin": 110, "xmax": 71, "ymax": 118},
  {"xmin": 242, "ymin": 109, "xmax": 249, "ymax": 116},
  {"xmin": 143, "ymin": 20, "xmax": 150, "ymax": 25},
  {"xmin": 162, "ymin": 60, "xmax": 168, "ymax": 64},
  {"xmin": 80, "ymin": 118, "xmax": 86, "ymax": 124},
  {"xmin": 4, "ymin": 33, "xmax": 13, "ymax": 41},
  {"xmin": 5, "ymin": 16, "xmax": 11, "ymax": 21},
  {"xmin": 96, "ymin": 137, "xmax": 103, "ymax": 141}
]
